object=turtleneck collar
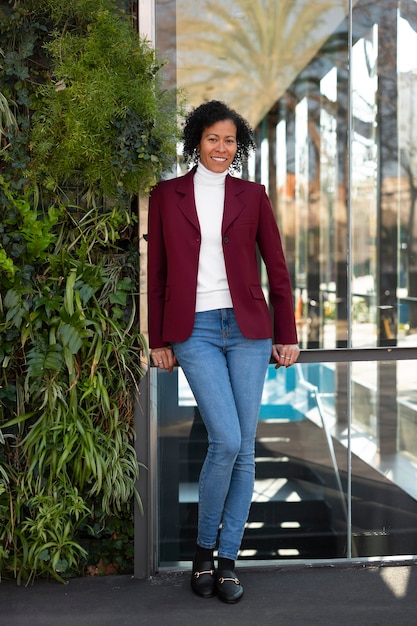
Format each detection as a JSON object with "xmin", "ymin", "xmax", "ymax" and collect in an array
[{"xmin": 194, "ymin": 160, "xmax": 228, "ymax": 185}]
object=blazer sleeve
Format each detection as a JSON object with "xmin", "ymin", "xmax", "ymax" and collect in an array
[
  {"xmin": 256, "ymin": 187, "xmax": 298, "ymax": 345},
  {"xmin": 147, "ymin": 185, "xmax": 170, "ymax": 349}
]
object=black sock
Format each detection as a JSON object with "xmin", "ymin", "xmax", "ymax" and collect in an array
[
  {"xmin": 218, "ymin": 557, "xmax": 235, "ymax": 572},
  {"xmin": 194, "ymin": 545, "xmax": 214, "ymax": 565}
]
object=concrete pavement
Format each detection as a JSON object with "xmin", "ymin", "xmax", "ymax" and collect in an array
[{"xmin": 1, "ymin": 562, "xmax": 417, "ymax": 625}]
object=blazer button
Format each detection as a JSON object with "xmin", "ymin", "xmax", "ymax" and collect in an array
[{"xmin": 223, "ymin": 237, "xmax": 229, "ymax": 243}]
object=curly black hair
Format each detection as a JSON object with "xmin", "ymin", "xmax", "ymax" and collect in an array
[{"xmin": 182, "ymin": 100, "xmax": 256, "ymax": 171}]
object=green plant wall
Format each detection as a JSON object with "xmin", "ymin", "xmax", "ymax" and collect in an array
[{"xmin": 0, "ymin": 0, "xmax": 181, "ymax": 583}]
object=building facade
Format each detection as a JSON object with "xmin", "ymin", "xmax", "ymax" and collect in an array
[{"xmin": 135, "ymin": 0, "xmax": 417, "ymax": 576}]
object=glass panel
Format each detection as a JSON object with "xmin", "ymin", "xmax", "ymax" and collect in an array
[
  {"xmin": 320, "ymin": 68, "xmax": 338, "ymax": 349},
  {"xmin": 172, "ymin": 0, "xmax": 351, "ymax": 129},
  {"xmin": 346, "ymin": 360, "xmax": 417, "ymax": 557},
  {"xmin": 158, "ymin": 0, "xmax": 417, "ymax": 351},
  {"xmin": 156, "ymin": 363, "xmax": 349, "ymax": 566},
  {"xmin": 154, "ymin": 1, "xmax": 417, "ymax": 352},
  {"xmin": 351, "ymin": 25, "xmax": 378, "ymax": 347},
  {"xmin": 294, "ymin": 98, "xmax": 309, "ymax": 349},
  {"xmin": 156, "ymin": 359, "xmax": 417, "ymax": 565},
  {"xmin": 252, "ymin": 6, "xmax": 352, "ymax": 349},
  {"xmin": 253, "ymin": 363, "xmax": 349, "ymax": 561},
  {"xmin": 153, "ymin": 0, "xmax": 417, "ymax": 568},
  {"xmin": 263, "ymin": 0, "xmax": 417, "ymax": 348},
  {"xmin": 398, "ymin": 3, "xmax": 417, "ymax": 343}
]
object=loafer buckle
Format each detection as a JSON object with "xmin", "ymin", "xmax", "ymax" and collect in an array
[
  {"xmin": 218, "ymin": 576, "xmax": 240, "ymax": 585},
  {"xmin": 194, "ymin": 569, "xmax": 214, "ymax": 579}
]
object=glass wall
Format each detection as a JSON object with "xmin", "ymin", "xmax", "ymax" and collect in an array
[
  {"xmin": 251, "ymin": 1, "xmax": 417, "ymax": 352},
  {"xmin": 150, "ymin": 0, "xmax": 417, "ymax": 567},
  {"xmin": 156, "ymin": 356, "xmax": 417, "ymax": 565},
  {"xmin": 154, "ymin": 0, "xmax": 417, "ymax": 351}
]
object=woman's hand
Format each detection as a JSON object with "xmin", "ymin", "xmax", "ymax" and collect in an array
[
  {"xmin": 151, "ymin": 346, "xmax": 176, "ymax": 373},
  {"xmin": 272, "ymin": 343, "xmax": 300, "ymax": 369}
]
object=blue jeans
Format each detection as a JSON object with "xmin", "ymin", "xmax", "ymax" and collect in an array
[{"xmin": 172, "ymin": 309, "xmax": 271, "ymax": 561}]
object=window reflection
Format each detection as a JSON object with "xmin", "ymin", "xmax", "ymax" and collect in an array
[
  {"xmin": 255, "ymin": 0, "xmax": 417, "ymax": 349},
  {"xmin": 398, "ymin": 9, "xmax": 417, "ymax": 344},
  {"xmin": 157, "ymin": 361, "xmax": 417, "ymax": 564},
  {"xmin": 154, "ymin": 0, "xmax": 417, "ymax": 566},
  {"xmin": 320, "ymin": 68, "xmax": 338, "ymax": 349},
  {"xmin": 351, "ymin": 27, "xmax": 378, "ymax": 347},
  {"xmin": 156, "ymin": 0, "xmax": 417, "ymax": 349},
  {"xmin": 174, "ymin": 0, "xmax": 352, "ymax": 129}
]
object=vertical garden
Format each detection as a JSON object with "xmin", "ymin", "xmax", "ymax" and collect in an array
[{"xmin": 0, "ymin": 0, "xmax": 180, "ymax": 583}]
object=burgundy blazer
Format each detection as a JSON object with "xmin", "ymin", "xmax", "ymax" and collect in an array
[{"xmin": 147, "ymin": 167, "xmax": 298, "ymax": 348}]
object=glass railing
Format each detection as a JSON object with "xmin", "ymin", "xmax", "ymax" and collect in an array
[{"xmin": 153, "ymin": 356, "xmax": 417, "ymax": 567}]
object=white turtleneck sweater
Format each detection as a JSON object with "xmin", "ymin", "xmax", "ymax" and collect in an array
[{"xmin": 194, "ymin": 162, "xmax": 233, "ymax": 312}]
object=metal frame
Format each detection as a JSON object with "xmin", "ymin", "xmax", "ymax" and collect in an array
[{"xmin": 134, "ymin": 370, "xmax": 158, "ymax": 578}]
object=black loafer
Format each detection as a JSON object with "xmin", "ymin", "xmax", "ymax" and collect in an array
[
  {"xmin": 216, "ymin": 569, "xmax": 244, "ymax": 604},
  {"xmin": 191, "ymin": 560, "xmax": 216, "ymax": 598}
]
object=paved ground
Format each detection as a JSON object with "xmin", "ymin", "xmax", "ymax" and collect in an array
[{"xmin": 1, "ymin": 562, "xmax": 417, "ymax": 626}]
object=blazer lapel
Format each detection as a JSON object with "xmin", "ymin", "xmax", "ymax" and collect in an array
[
  {"xmin": 174, "ymin": 169, "xmax": 246, "ymax": 234},
  {"xmin": 222, "ymin": 175, "xmax": 246, "ymax": 233},
  {"xmin": 176, "ymin": 167, "xmax": 200, "ymax": 232}
]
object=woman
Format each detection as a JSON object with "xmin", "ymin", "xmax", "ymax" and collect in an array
[{"xmin": 147, "ymin": 100, "xmax": 299, "ymax": 603}]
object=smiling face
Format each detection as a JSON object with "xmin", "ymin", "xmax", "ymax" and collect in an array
[{"xmin": 197, "ymin": 119, "xmax": 238, "ymax": 173}]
